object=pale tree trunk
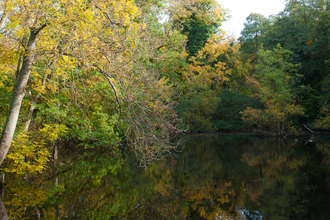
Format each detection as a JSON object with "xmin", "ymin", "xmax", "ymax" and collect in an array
[
  {"xmin": 0, "ymin": 24, "xmax": 47, "ymax": 166},
  {"xmin": 34, "ymin": 205, "xmax": 41, "ymax": 220},
  {"xmin": 0, "ymin": 173, "xmax": 4, "ymax": 199},
  {"xmin": 54, "ymin": 145, "xmax": 59, "ymax": 219},
  {"xmin": 23, "ymin": 73, "xmax": 48, "ymax": 132},
  {"xmin": 0, "ymin": 198, "xmax": 8, "ymax": 220}
]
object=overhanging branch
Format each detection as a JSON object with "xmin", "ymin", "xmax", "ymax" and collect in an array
[{"xmin": 92, "ymin": 64, "xmax": 122, "ymax": 114}]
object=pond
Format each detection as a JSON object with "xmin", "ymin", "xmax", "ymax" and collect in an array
[{"xmin": 2, "ymin": 134, "xmax": 330, "ymax": 219}]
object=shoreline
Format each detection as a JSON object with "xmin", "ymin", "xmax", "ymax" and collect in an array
[{"xmin": 179, "ymin": 128, "xmax": 330, "ymax": 136}]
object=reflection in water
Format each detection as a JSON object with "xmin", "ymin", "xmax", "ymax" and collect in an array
[{"xmin": 2, "ymin": 134, "xmax": 330, "ymax": 219}]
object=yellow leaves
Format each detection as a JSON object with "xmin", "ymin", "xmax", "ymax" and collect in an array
[
  {"xmin": 2, "ymin": 124, "xmax": 67, "ymax": 175},
  {"xmin": 154, "ymin": 179, "xmax": 172, "ymax": 196},
  {"xmin": 3, "ymin": 133, "xmax": 49, "ymax": 175},
  {"xmin": 110, "ymin": 0, "xmax": 140, "ymax": 25},
  {"xmin": 0, "ymin": 41, "xmax": 20, "ymax": 71},
  {"xmin": 125, "ymin": 0, "xmax": 138, "ymax": 15},
  {"xmin": 0, "ymin": 0, "xmax": 145, "ymax": 89},
  {"xmin": 0, "ymin": 0, "xmax": 174, "ymax": 168},
  {"xmin": 204, "ymin": 35, "xmax": 231, "ymax": 60},
  {"xmin": 241, "ymin": 100, "xmax": 303, "ymax": 133},
  {"xmin": 5, "ymin": 183, "xmax": 48, "ymax": 219},
  {"xmin": 287, "ymin": 157, "xmax": 307, "ymax": 170},
  {"xmin": 39, "ymin": 123, "xmax": 68, "ymax": 142},
  {"xmin": 62, "ymin": 55, "xmax": 75, "ymax": 66},
  {"xmin": 182, "ymin": 36, "xmax": 240, "ymax": 93},
  {"xmin": 200, "ymin": 207, "xmax": 206, "ymax": 217},
  {"xmin": 84, "ymin": 9, "xmax": 95, "ymax": 23},
  {"xmin": 2, "ymin": 0, "xmax": 141, "ymax": 67},
  {"xmin": 158, "ymin": 77, "xmax": 169, "ymax": 87},
  {"xmin": 30, "ymin": 73, "xmax": 47, "ymax": 94}
]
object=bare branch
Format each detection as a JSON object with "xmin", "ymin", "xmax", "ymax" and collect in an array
[
  {"xmin": 94, "ymin": 5, "xmax": 127, "ymax": 28},
  {"xmin": 93, "ymin": 64, "xmax": 122, "ymax": 114}
]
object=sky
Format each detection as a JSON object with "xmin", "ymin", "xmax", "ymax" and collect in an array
[{"xmin": 219, "ymin": 0, "xmax": 286, "ymax": 39}]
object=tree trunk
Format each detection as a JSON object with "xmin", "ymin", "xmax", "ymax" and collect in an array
[
  {"xmin": 34, "ymin": 205, "xmax": 41, "ymax": 220},
  {"xmin": 0, "ymin": 198, "xmax": 8, "ymax": 220},
  {"xmin": 0, "ymin": 173, "xmax": 4, "ymax": 199},
  {"xmin": 23, "ymin": 73, "xmax": 48, "ymax": 132},
  {"xmin": 0, "ymin": 24, "xmax": 46, "ymax": 166}
]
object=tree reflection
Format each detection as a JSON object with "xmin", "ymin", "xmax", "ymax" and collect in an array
[
  {"xmin": 2, "ymin": 135, "xmax": 330, "ymax": 219},
  {"xmin": 241, "ymin": 136, "xmax": 330, "ymax": 219}
]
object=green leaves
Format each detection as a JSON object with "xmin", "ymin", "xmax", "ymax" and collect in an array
[
  {"xmin": 241, "ymin": 44, "xmax": 304, "ymax": 133},
  {"xmin": 177, "ymin": 82, "xmax": 220, "ymax": 131},
  {"xmin": 239, "ymin": 13, "xmax": 271, "ymax": 65},
  {"xmin": 256, "ymin": 44, "xmax": 300, "ymax": 104},
  {"xmin": 169, "ymin": 0, "xmax": 229, "ymax": 59},
  {"xmin": 214, "ymin": 90, "xmax": 260, "ymax": 130}
]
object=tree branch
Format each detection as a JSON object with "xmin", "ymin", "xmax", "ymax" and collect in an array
[
  {"xmin": 92, "ymin": 65, "xmax": 122, "ymax": 114},
  {"xmin": 94, "ymin": 5, "xmax": 127, "ymax": 28}
]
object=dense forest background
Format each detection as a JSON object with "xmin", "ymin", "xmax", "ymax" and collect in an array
[{"xmin": 1, "ymin": 0, "xmax": 330, "ymax": 170}]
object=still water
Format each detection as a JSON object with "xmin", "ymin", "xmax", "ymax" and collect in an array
[{"xmin": 3, "ymin": 134, "xmax": 330, "ymax": 219}]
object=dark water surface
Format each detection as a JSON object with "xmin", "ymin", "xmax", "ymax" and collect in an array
[{"xmin": 3, "ymin": 134, "xmax": 330, "ymax": 219}]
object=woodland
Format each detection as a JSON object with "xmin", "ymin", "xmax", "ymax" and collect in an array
[
  {"xmin": 1, "ymin": 0, "xmax": 330, "ymax": 218},
  {"xmin": 0, "ymin": 0, "xmax": 330, "ymax": 191}
]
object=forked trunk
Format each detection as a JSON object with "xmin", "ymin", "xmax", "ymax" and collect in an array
[{"xmin": 0, "ymin": 25, "xmax": 46, "ymax": 166}]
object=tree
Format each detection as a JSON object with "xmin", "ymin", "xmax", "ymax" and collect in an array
[
  {"xmin": 0, "ymin": 0, "xmax": 135, "ymax": 164},
  {"xmin": 182, "ymin": 13, "xmax": 217, "ymax": 59},
  {"xmin": 259, "ymin": 0, "xmax": 330, "ymax": 122},
  {"xmin": 168, "ymin": 0, "xmax": 229, "ymax": 59},
  {"xmin": 177, "ymin": 35, "xmax": 242, "ymax": 131},
  {"xmin": 0, "ymin": 0, "xmax": 179, "ymax": 166},
  {"xmin": 241, "ymin": 44, "xmax": 304, "ymax": 133},
  {"xmin": 239, "ymin": 13, "xmax": 271, "ymax": 65}
]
